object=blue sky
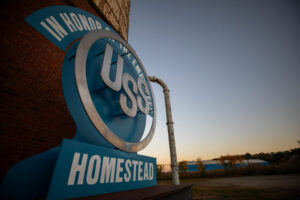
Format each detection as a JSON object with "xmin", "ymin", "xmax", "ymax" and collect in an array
[{"xmin": 128, "ymin": 0, "xmax": 300, "ymax": 164}]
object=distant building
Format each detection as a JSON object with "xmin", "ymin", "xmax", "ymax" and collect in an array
[
  {"xmin": 159, "ymin": 159, "xmax": 269, "ymax": 173},
  {"xmin": 186, "ymin": 159, "xmax": 269, "ymax": 172}
]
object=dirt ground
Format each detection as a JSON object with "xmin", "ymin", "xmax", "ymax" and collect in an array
[{"xmin": 159, "ymin": 174, "xmax": 300, "ymax": 200}]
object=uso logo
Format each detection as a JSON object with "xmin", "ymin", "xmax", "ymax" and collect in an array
[{"xmin": 62, "ymin": 30, "xmax": 156, "ymax": 152}]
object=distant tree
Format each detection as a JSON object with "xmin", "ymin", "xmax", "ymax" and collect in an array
[
  {"xmin": 156, "ymin": 164, "xmax": 164, "ymax": 174},
  {"xmin": 196, "ymin": 158, "xmax": 205, "ymax": 176},
  {"xmin": 215, "ymin": 147, "xmax": 300, "ymax": 168},
  {"xmin": 179, "ymin": 161, "xmax": 188, "ymax": 173},
  {"xmin": 244, "ymin": 153, "xmax": 252, "ymax": 167},
  {"xmin": 219, "ymin": 155, "xmax": 243, "ymax": 170},
  {"xmin": 244, "ymin": 153, "xmax": 252, "ymax": 160},
  {"xmin": 219, "ymin": 156, "xmax": 229, "ymax": 170},
  {"xmin": 290, "ymin": 148, "xmax": 300, "ymax": 156}
]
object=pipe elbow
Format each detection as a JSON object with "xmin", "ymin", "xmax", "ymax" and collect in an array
[{"xmin": 148, "ymin": 76, "xmax": 169, "ymax": 91}]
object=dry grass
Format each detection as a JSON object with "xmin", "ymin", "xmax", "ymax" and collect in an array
[
  {"xmin": 191, "ymin": 187, "xmax": 300, "ymax": 200},
  {"xmin": 158, "ymin": 174, "xmax": 300, "ymax": 200}
]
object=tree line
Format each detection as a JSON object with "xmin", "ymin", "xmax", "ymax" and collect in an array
[{"xmin": 213, "ymin": 147, "xmax": 300, "ymax": 164}]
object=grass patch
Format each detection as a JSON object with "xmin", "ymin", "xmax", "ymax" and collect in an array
[
  {"xmin": 191, "ymin": 187, "xmax": 300, "ymax": 200},
  {"xmin": 208, "ymin": 188, "xmax": 262, "ymax": 200},
  {"xmin": 158, "ymin": 176, "xmax": 300, "ymax": 200}
]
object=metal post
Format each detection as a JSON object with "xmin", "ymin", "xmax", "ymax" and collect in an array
[{"xmin": 148, "ymin": 76, "xmax": 180, "ymax": 185}]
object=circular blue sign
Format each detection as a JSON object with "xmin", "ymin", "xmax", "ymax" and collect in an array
[{"xmin": 62, "ymin": 30, "xmax": 156, "ymax": 152}]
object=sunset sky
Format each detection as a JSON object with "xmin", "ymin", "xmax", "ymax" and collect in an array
[{"xmin": 129, "ymin": 0, "xmax": 300, "ymax": 164}]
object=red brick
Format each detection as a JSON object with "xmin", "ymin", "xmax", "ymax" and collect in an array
[{"xmin": 0, "ymin": 0, "xmax": 130, "ymax": 179}]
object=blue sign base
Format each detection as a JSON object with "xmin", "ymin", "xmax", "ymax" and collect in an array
[{"xmin": 47, "ymin": 139, "xmax": 156, "ymax": 200}]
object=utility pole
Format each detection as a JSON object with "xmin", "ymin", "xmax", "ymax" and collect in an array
[{"xmin": 148, "ymin": 76, "xmax": 180, "ymax": 185}]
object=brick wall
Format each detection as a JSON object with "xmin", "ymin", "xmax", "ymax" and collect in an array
[
  {"xmin": 91, "ymin": 0, "xmax": 130, "ymax": 40},
  {"xmin": 0, "ymin": 0, "xmax": 130, "ymax": 179}
]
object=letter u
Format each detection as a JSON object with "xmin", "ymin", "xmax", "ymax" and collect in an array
[{"xmin": 100, "ymin": 44, "xmax": 123, "ymax": 91}]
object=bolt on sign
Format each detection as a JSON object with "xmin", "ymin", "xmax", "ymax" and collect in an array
[{"xmin": 0, "ymin": 6, "xmax": 157, "ymax": 200}]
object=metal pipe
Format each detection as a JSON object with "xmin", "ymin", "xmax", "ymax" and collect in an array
[{"xmin": 148, "ymin": 76, "xmax": 180, "ymax": 185}]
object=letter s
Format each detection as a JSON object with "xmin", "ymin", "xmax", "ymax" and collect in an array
[
  {"xmin": 120, "ymin": 73, "xmax": 137, "ymax": 117},
  {"xmin": 137, "ymin": 77, "xmax": 150, "ymax": 115}
]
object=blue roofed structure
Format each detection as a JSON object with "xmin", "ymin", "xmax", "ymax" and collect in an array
[{"xmin": 186, "ymin": 159, "xmax": 269, "ymax": 172}]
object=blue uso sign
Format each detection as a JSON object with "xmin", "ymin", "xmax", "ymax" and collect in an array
[
  {"xmin": 0, "ymin": 6, "xmax": 157, "ymax": 200},
  {"xmin": 63, "ymin": 30, "xmax": 156, "ymax": 152}
]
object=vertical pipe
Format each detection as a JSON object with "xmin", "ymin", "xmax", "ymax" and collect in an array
[{"xmin": 148, "ymin": 76, "xmax": 180, "ymax": 185}]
